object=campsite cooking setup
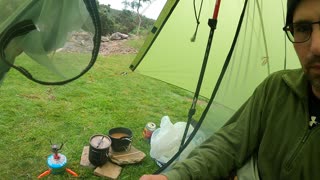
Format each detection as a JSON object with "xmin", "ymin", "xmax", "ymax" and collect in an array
[
  {"xmin": 88, "ymin": 127, "xmax": 134, "ymax": 167},
  {"xmin": 82, "ymin": 127, "xmax": 148, "ymax": 179},
  {"xmin": 37, "ymin": 127, "xmax": 145, "ymax": 179}
]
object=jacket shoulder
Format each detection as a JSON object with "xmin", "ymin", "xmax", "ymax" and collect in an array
[
  {"xmin": 260, "ymin": 68, "xmax": 306, "ymax": 99},
  {"xmin": 261, "ymin": 69, "xmax": 303, "ymax": 87}
]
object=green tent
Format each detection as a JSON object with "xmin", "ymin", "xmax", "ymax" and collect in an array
[
  {"xmin": 130, "ymin": 0, "xmax": 300, "ymax": 173},
  {"xmin": 0, "ymin": 0, "xmax": 101, "ymax": 85}
]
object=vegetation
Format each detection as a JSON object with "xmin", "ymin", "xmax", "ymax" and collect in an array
[
  {"xmin": 0, "ymin": 38, "xmax": 207, "ymax": 179},
  {"xmin": 122, "ymin": 0, "xmax": 152, "ymax": 35},
  {"xmin": 97, "ymin": 1, "xmax": 155, "ymax": 36}
]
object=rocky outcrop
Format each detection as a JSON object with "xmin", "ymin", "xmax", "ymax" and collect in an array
[{"xmin": 58, "ymin": 31, "xmax": 138, "ymax": 55}]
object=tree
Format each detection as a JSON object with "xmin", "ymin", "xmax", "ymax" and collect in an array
[
  {"xmin": 116, "ymin": 10, "xmax": 136, "ymax": 34},
  {"xmin": 122, "ymin": 0, "xmax": 151, "ymax": 35},
  {"xmin": 98, "ymin": 3, "xmax": 115, "ymax": 36}
]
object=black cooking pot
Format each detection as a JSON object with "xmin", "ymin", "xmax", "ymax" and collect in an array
[
  {"xmin": 88, "ymin": 134, "xmax": 111, "ymax": 166},
  {"xmin": 108, "ymin": 127, "xmax": 133, "ymax": 152}
]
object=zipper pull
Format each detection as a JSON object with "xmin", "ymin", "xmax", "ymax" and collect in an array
[{"xmin": 302, "ymin": 130, "xmax": 311, "ymax": 143}]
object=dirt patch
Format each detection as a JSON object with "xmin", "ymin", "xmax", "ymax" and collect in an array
[
  {"xmin": 59, "ymin": 32, "xmax": 139, "ymax": 56},
  {"xmin": 99, "ymin": 39, "xmax": 138, "ymax": 56}
]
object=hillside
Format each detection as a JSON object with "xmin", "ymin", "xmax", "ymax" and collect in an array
[{"xmin": 98, "ymin": 3, "xmax": 156, "ymax": 36}]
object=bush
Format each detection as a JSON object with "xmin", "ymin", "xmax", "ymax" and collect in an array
[{"xmin": 97, "ymin": 3, "xmax": 155, "ymax": 35}]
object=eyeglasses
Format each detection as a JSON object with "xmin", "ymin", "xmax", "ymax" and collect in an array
[{"xmin": 283, "ymin": 21, "xmax": 320, "ymax": 43}]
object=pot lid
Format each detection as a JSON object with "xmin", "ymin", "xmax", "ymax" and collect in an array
[{"xmin": 90, "ymin": 135, "xmax": 111, "ymax": 149}]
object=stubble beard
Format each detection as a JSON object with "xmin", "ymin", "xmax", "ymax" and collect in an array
[
  {"xmin": 304, "ymin": 56, "xmax": 320, "ymax": 92},
  {"xmin": 306, "ymin": 71, "xmax": 320, "ymax": 90}
]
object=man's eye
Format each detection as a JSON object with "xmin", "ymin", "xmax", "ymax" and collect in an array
[{"xmin": 293, "ymin": 24, "xmax": 312, "ymax": 33}]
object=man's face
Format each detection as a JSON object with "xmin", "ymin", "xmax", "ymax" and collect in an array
[{"xmin": 293, "ymin": 0, "xmax": 320, "ymax": 89}]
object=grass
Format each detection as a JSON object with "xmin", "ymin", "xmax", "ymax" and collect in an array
[
  {"xmin": 0, "ymin": 46, "xmax": 208, "ymax": 179},
  {"xmin": 124, "ymin": 36, "xmax": 146, "ymax": 50}
]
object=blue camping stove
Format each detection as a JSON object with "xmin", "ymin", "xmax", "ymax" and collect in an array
[
  {"xmin": 38, "ymin": 142, "xmax": 78, "ymax": 178},
  {"xmin": 47, "ymin": 153, "xmax": 67, "ymax": 174}
]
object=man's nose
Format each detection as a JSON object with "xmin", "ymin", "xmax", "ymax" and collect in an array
[{"xmin": 310, "ymin": 27, "xmax": 320, "ymax": 55}]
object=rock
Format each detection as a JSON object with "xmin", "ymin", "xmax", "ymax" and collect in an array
[
  {"xmin": 79, "ymin": 146, "xmax": 95, "ymax": 168},
  {"xmin": 110, "ymin": 32, "xmax": 121, "ymax": 40},
  {"xmin": 118, "ymin": 33, "xmax": 129, "ymax": 39},
  {"xmin": 110, "ymin": 32, "xmax": 129, "ymax": 40},
  {"xmin": 101, "ymin": 36, "xmax": 110, "ymax": 42},
  {"xmin": 109, "ymin": 145, "xmax": 146, "ymax": 165},
  {"xmin": 94, "ymin": 161, "xmax": 122, "ymax": 179},
  {"xmin": 57, "ymin": 31, "xmax": 138, "ymax": 55}
]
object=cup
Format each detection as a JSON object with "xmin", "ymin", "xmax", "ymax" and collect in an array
[{"xmin": 108, "ymin": 127, "xmax": 133, "ymax": 152}]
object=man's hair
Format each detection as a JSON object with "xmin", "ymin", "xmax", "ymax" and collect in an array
[{"xmin": 286, "ymin": 0, "xmax": 300, "ymax": 25}]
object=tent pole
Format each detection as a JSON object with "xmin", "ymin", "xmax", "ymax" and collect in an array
[
  {"xmin": 155, "ymin": 0, "xmax": 249, "ymax": 174},
  {"xmin": 212, "ymin": 0, "xmax": 221, "ymax": 19},
  {"xmin": 179, "ymin": 0, "xmax": 221, "ymax": 151}
]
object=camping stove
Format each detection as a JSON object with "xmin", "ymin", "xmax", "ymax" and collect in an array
[{"xmin": 37, "ymin": 142, "xmax": 78, "ymax": 178}]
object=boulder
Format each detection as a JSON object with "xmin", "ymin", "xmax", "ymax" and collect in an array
[{"xmin": 110, "ymin": 32, "xmax": 129, "ymax": 40}]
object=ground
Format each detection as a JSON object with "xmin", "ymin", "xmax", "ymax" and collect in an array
[
  {"xmin": 99, "ymin": 38, "xmax": 138, "ymax": 56},
  {"xmin": 60, "ymin": 32, "xmax": 139, "ymax": 56}
]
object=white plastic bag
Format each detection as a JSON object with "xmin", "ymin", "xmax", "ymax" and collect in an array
[{"xmin": 150, "ymin": 116, "xmax": 194, "ymax": 164}]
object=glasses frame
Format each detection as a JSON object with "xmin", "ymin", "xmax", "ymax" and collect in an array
[{"xmin": 283, "ymin": 20, "xmax": 320, "ymax": 43}]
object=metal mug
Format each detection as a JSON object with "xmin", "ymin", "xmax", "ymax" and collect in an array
[{"xmin": 108, "ymin": 127, "xmax": 133, "ymax": 152}]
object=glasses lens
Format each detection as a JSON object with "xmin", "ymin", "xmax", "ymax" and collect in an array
[{"xmin": 292, "ymin": 23, "xmax": 312, "ymax": 43}]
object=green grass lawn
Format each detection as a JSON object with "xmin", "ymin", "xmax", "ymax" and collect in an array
[{"xmin": 0, "ymin": 51, "xmax": 207, "ymax": 179}]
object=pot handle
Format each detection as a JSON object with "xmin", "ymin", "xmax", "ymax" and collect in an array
[
  {"xmin": 120, "ymin": 137, "xmax": 132, "ymax": 143},
  {"xmin": 120, "ymin": 137, "xmax": 132, "ymax": 151}
]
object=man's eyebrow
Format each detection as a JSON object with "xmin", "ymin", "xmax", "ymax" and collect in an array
[{"xmin": 293, "ymin": 19, "xmax": 313, "ymax": 24}]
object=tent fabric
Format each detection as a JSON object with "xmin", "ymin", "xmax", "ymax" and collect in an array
[
  {"xmin": 130, "ymin": 0, "xmax": 299, "ymax": 106},
  {"xmin": 0, "ymin": 0, "xmax": 101, "ymax": 85},
  {"xmin": 131, "ymin": 0, "xmax": 301, "ymax": 174}
]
